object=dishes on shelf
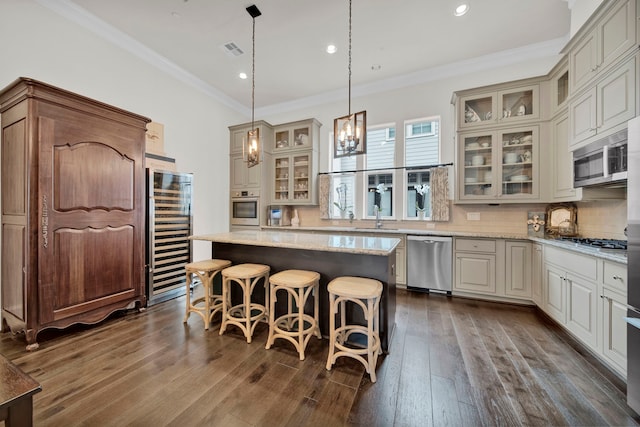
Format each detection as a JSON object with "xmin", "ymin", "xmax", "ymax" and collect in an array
[
  {"xmin": 467, "ymin": 142, "xmax": 480, "ymax": 149},
  {"xmin": 464, "ymin": 105, "xmax": 481, "ymax": 123},
  {"xmin": 510, "ymin": 175, "xmax": 530, "ymax": 182},
  {"xmin": 504, "ymin": 153, "xmax": 519, "ymax": 164},
  {"xmin": 471, "ymin": 155, "xmax": 485, "ymax": 166},
  {"xmin": 465, "ymin": 177, "xmax": 477, "ymax": 183}
]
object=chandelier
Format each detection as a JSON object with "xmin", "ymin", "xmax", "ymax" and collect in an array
[
  {"xmin": 333, "ymin": 0, "xmax": 366, "ymax": 158},
  {"xmin": 244, "ymin": 4, "xmax": 261, "ymax": 168}
]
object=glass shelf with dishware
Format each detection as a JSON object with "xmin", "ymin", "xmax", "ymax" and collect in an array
[
  {"xmin": 461, "ymin": 133, "xmax": 495, "ymax": 197},
  {"xmin": 457, "ymin": 126, "xmax": 539, "ymax": 202},
  {"xmin": 272, "ymin": 153, "xmax": 313, "ymax": 203},
  {"xmin": 456, "ymin": 83, "xmax": 540, "ymax": 130},
  {"xmin": 274, "ymin": 124, "xmax": 312, "ymax": 151}
]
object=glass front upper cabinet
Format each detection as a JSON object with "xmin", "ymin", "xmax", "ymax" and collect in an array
[
  {"xmin": 458, "ymin": 126, "xmax": 538, "ymax": 201},
  {"xmin": 274, "ymin": 124, "xmax": 312, "ymax": 151},
  {"xmin": 458, "ymin": 85, "xmax": 539, "ymax": 129}
]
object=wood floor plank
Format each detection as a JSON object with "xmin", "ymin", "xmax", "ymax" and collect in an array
[
  {"xmin": 394, "ymin": 293, "xmax": 433, "ymax": 427},
  {"xmin": 1, "ymin": 289, "xmax": 638, "ymax": 426}
]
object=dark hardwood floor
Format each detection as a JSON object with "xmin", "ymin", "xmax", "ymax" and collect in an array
[{"xmin": 1, "ymin": 289, "xmax": 639, "ymax": 426}]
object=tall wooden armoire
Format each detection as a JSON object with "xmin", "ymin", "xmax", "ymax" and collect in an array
[{"xmin": 0, "ymin": 78, "xmax": 150, "ymax": 349}]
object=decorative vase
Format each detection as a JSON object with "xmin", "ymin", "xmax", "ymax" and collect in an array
[
  {"xmin": 418, "ymin": 210, "xmax": 425, "ymax": 220},
  {"xmin": 291, "ymin": 209, "xmax": 300, "ymax": 227},
  {"xmin": 339, "ymin": 209, "xmax": 347, "ymax": 219}
]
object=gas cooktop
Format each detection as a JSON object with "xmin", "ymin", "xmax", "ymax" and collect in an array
[{"xmin": 557, "ymin": 237, "xmax": 627, "ymax": 250}]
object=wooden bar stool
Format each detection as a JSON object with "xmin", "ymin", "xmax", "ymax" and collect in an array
[
  {"xmin": 183, "ymin": 259, "xmax": 232, "ymax": 330},
  {"xmin": 219, "ymin": 263, "xmax": 270, "ymax": 343},
  {"xmin": 265, "ymin": 269, "xmax": 322, "ymax": 360},
  {"xmin": 325, "ymin": 276, "xmax": 383, "ymax": 383}
]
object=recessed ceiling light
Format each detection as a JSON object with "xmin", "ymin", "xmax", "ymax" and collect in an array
[
  {"xmin": 326, "ymin": 44, "xmax": 337, "ymax": 54},
  {"xmin": 454, "ymin": 3, "xmax": 469, "ymax": 16},
  {"xmin": 239, "ymin": 72, "xmax": 248, "ymax": 80}
]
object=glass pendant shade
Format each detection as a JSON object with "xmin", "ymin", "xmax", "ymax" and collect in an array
[
  {"xmin": 334, "ymin": 110, "xmax": 366, "ymax": 158},
  {"xmin": 244, "ymin": 128, "xmax": 260, "ymax": 168}
]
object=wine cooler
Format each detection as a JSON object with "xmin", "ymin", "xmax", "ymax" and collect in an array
[{"xmin": 146, "ymin": 169, "xmax": 193, "ymax": 305}]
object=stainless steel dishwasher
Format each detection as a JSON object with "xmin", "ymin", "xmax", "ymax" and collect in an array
[{"xmin": 407, "ymin": 235, "xmax": 452, "ymax": 294}]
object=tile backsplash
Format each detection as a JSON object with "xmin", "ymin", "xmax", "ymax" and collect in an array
[{"xmin": 292, "ymin": 199, "xmax": 627, "ymax": 240}]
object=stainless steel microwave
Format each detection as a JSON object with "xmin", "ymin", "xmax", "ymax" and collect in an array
[
  {"xmin": 573, "ymin": 129, "xmax": 627, "ymax": 188},
  {"xmin": 230, "ymin": 190, "xmax": 260, "ymax": 226}
]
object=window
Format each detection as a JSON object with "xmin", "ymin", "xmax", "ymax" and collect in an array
[
  {"xmin": 405, "ymin": 118, "xmax": 439, "ymax": 219},
  {"xmin": 330, "ymin": 156, "xmax": 356, "ymax": 219},
  {"xmin": 328, "ymin": 117, "xmax": 440, "ymax": 221},
  {"xmin": 407, "ymin": 171, "xmax": 430, "ymax": 218},
  {"xmin": 365, "ymin": 125, "xmax": 395, "ymax": 217}
]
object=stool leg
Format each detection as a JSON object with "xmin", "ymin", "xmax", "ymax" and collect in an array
[
  {"xmin": 219, "ymin": 276, "xmax": 230, "ymax": 336},
  {"xmin": 367, "ymin": 297, "xmax": 377, "ymax": 383},
  {"xmin": 202, "ymin": 272, "xmax": 212, "ymax": 330},
  {"xmin": 265, "ymin": 283, "xmax": 277, "ymax": 349},
  {"xmin": 326, "ymin": 293, "xmax": 336, "ymax": 371},
  {"xmin": 244, "ymin": 277, "xmax": 252, "ymax": 343},
  {"xmin": 313, "ymin": 282, "xmax": 322, "ymax": 339},
  {"xmin": 183, "ymin": 270, "xmax": 193, "ymax": 324},
  {"xmin": 296, "ymin": 286, "xmax": 305, "ymax": 360}
]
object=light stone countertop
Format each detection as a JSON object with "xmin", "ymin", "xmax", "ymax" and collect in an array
[
  {"xmin": 261, "ymin": 225, "xmax": 529, "ymax": 240},
  {"xmin": 260, "ymin": 226, "xmax": 627, "ymax": 264},
  {"xmin": 190, "ymin": 230, "xmax": 401, "ymax": 256},
  {"xmin": 529, "ymin": 237, "xmax": 627, "ymax": 264}
]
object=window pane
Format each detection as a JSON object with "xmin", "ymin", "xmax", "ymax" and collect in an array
[
  {"xmin": 405, "ymin": 119, "xmax": 439, "ymax": 167},
  {"xmin": 366, "ymin": 126, "xmax": 395, "ymax": 170},
  {"xmin": 331, "ymin": 174, "xmax": 355, "ymax": 218},
  {"xmin": 406, "ymin": 171, "xmax": 431, "ymax": 218},
  {"xmin": 367, "ymin": 173, "xmax": 393, "ymax": 216}
]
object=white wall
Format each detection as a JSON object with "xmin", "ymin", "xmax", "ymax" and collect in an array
[
  {"xmin": 260, "ymin": 56, "xmax": 561, "ymax": 175},
  {"xmin": 0, "ymin": 0, "xmax": 246, "ymax": 262},
  {"xmin": 569, "ymin": 0, "xmax": 605, "ymax": 37}
]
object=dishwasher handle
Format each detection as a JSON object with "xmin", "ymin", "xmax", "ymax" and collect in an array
[{"xmin": 407, "ymin": 235, "xmax": 452, "ymax": 244}]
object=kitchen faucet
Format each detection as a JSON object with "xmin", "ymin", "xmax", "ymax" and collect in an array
[{"xmin": 375, "ymin": 205, "xmax": 382, "ymax": 229}]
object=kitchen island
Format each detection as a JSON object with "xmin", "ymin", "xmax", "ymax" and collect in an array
[{"xmin": 190, "ymin": 230, "xmax": 400, "ymax": 352}]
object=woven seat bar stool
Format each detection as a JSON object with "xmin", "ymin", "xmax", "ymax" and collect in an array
[
  {"xmin": 220, "ymin": 263, "xmax": 270, "ymax": 343},
  {"xmin": 265, "ymin": 269, "xmax": 322, "ymax": 360},
  {"xmin": 183, "ymin": 259, "xmax": 232, "ymax": 330},
  {"xmin": 325, "ymin": 276, "xmax": 383, "ymax": 383}
]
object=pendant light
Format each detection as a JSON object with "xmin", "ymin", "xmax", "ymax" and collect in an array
[
  {"xmin": 244, "ymin": 4, "xmax": 262, "ymax": 168},
  {"xmin": 333, "ymin": 0, "xmax": 366, "ymax": 158}
]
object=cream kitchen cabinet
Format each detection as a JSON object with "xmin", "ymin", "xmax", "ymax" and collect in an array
[
  {"xmin": 456, "ymin": 84, "xmax": 540, "ymax": 130},
  {"xmin": 454, "ymin": 238, "xmax": 497, "ymax": 295},
  {"xmin": 457, "ymin": 126, "xmax": 539, "ymax": 202},
  {"xmin": 569, "ymin": 54, "xmax": 637, "ymax": 150},
  {"xmin": 229, "ymin": 121, "xmax": 274, "ymax": 191},
  {"xmin": 272, "ymin": 118, "xmax": 320, "ymax": 152},
  {"xmin": 229, "ymin": 120, "xmax": 274, "ymax": 154},
  {"xmin": 531, "ymin": 243, "xmax": 543, "ymax": 306},
  {"xmin": 600, "ymin": 260, "xmax": 628, "ymax": 376},
  {"xmin": 549, "ymin": 58, "xmax": 570, "ymax": 116},
  {"xmin": 272, "ymin": 152, "xmax": 316, "ymax": 204},
  {"xmin": 270, "ymin": 118, "xmax": 320, "ymax": 205},
  {"xmin": 550, "ymin": 111, "xmax": 579, "ymax": 200},
  {"xmin": 568, "ymin": 0, "xmax": 637, "ymax": 94},
  {"xmin": 230, "ymin": 153, "xmax": 262, "ymax": 190},
  {"xmin": 544, "ymin": 263, "xmax": 567, "ymax": 323},
  {"xmin": 504, "ymin": 241, "xmax": 532, "ymax": 299},
  {"xmin": 543, "ymin": 245, "xmax": 600, "ymax": 351}
]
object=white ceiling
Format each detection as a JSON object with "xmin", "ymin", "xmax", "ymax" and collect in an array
[{"xmin": 44, "ymin": 0, "xmax": 571, "ymax": 114}]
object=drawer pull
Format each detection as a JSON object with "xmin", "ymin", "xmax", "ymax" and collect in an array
[{"xmin": 613, "ymin": 275, "xmax": 622, "ymax": 281}]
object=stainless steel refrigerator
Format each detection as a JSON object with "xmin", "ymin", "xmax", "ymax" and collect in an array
[{"xmin": 627, "ymin": 115, "xmax": 640, "ymax": 414}]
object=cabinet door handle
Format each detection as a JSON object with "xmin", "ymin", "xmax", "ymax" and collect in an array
[{"xmin": 613, "ymin": 275, "xmax": 622, "ymax": 281}]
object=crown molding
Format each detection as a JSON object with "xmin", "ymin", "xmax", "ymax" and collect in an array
[
  {"xmin": 35, "ymin": 0, "xmax": 250, "ymax": 116},
  {"xmin": 258, "ymin": 35, "xmax": 569, "ymax": 117},
  {"xmin": 37, "ymin": 0, "xmax": 568, "ymax": 120}
]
